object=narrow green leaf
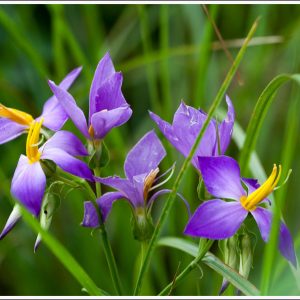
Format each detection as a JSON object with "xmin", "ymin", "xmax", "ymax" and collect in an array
[
  {"xmin": 19, "ymin": 205, "xmax": 105, "ymax": 296},
  {"xmin": 158, "ymin": 237, "xmax": 260, "ymax": 296},
  {"xmin": 239, "ymin": 73, "xmax": 300, "ymax": 173}
]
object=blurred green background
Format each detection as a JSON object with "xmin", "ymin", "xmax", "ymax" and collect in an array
[{"xmin": 0, "ymin": 4, "xmax": 300, "ymax": 296}]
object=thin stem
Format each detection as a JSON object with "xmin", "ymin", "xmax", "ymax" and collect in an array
[
  {"xmin": 133, "ymin": 19, "xmax": 258, "ymax": 296},
  {"xmin": 158, "ymin": 239, "xmax": 214, "ymax": 295}
]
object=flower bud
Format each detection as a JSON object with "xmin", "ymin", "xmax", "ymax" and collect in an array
[
  {"xmin": 238, "ymin": 232, "xmax": 253, "ymax": 279},
  {"xmin": 132, "ymin": 207, "xmax": 154, "ymax": 242}
]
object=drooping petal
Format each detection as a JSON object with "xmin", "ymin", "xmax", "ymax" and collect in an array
[
  {"xmin": 218, "ymin": 95, "xmax": 235, "ymax": 155},
  {"xmin": 89, "ymin": 52, "xmax": 116, "ymax": 119},
  {"xmin": 41, "ymin": 67, "xmax": 82, "ymax": 131},
  {"xmin": 41, "ymin": 130, "xmax": 88, "ymax": 156},
  {"xmin": 91, "ymin": 105, "xmax": 132, "ymax": 139},
  {"xmin": 11, "ymin": 155, "xmax": 46, "ymax": 216},
  {"xmin": 48, "ymin": 80, "xmax": 90, "ymax": 138},
  {"xmin": 251, "ymin": 207, "xmax": 296, "ymax": 266},
  {"xmin": 124, "ymin": 131, "xmax": 166, "ymax": 179},
  {"xmin": 81, "ymin": 192, "xmax": 124, "ymax": 227},
  {"xmin": 0, "ymin": 205, "xmax": 22, "ymax": 240},
  {"xmin": 184, "ymin": 199, "xmax": 248, "ymax": 239},
  {"xmin": 198, "ymin": 156, "xmax": 245, "ymax": 200},
  {"xmin": 41, "ymin": 148, "xmax": 93, "ymax": 181},
  {"xmin": 0, "ymin": 118, "xmax": 26, "ymax": 144}
]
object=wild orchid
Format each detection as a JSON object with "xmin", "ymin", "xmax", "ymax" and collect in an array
[
  {"xmin": 184, "ymin": 155, "xmax": 297, "ymax": 266},
  {"xmin": 81, "ymin": 130, "xmax": 188, "ymax": 240},
  {"xmin": 48, "ymin": 52, "xmax": 132, "ymax": 143},
  {"xmin": 149, "ymin": 96, "xmax": 234, "ymax": 170},
  {"xmin": 0, "ymin": 67, "xmax": 81, "ymax": 144}
]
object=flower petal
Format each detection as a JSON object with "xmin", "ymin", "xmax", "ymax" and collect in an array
[
  {"xmin": 0, "ymin": 205, "xmax": 22, "ymax": 240},
  {"xmin": 48, "ymin": 80, "xmax": 89, "ymax": 138},
  {"xmin": 124, "ymin": 130, "xmax": 166, "ymax": 179},
  {"xmin": 89, "ymin": 52, "xmax": 116, "ymax": 119},
  {"xmin": 41, "ymin": 130, "xmax": 88, "ymax": 156},
  {"xmin": 11, "ymin": 155, "xmax": 46, "ymax": 216},
  {"xmin": 251, "ymin": 207, "xmax": 296, "ymax": 266},
  {"xmin": 184, "ymin": 199, "xmax": 248, "ymax": 239},
  {"xmin": 41, "ymin": 148, "xmax": 93, "ymax": 181},
  {"xmin": 218, "ymin": 95, "xmax": 235, "ymax": 155},
  {"xmin": 41, "ymin": 67, "xmax": 82, "ymax": 131},
  {"xmin": 198, "ymin": 155, "xmax": 245, "ymax": 200},
  {"xmin": 81, "ymin": 192, "xmax": 124, "ymax": 227},
  {"xmin": 0, "ymin": 118, "xmax": 26, "ymax": 144},
  {"xmin": 91, "ymin": 105, "xmax": 132, "ymax": 139}
]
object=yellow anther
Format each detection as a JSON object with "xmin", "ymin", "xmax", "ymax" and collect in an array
[
  {"xmin": 0, "ymin": 103, "xmax": 34, "ymax": 126},
  {"xmin": 143, "ymin": 168, "xmax": 160, "ymax": 200},
  {"xmin": 88, "ymin": 124, "xmax": 95, "ymax": 138},
  {"xmin": 241, "ymin": 164, "xmax": 282, "ymax": 211},
  {"xmin": 26, "ymin": 118, "xmax": 44, "ymax": 163}
]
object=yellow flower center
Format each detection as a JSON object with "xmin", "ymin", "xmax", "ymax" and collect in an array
[
  {"xmin": 0, "ymin": 103, "xmax": 34, "ymax": 126},
  {"xmin": 240, "ymin": 164, "xmax": 282, "ymax": 211},
  {"xmin": 26, "ymin": 118, "xmax": 44, "ymax": 163},
  {"xmin": 143, "ymin": 168, "xmax": 160, "ymax": 200}
]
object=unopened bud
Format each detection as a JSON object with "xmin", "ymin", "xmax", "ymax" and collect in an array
[{"xmin": 238, "ymin": 233, "xmax": 253, "ymax": 279}]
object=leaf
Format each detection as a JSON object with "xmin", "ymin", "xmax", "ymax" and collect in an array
[
  {"xmin": 158, "ymin": 237, "xmax": 260, "ymax": 296},
  {"xmin": 238, "ymin": 73, "xmax": 300, "ymax": 173}
]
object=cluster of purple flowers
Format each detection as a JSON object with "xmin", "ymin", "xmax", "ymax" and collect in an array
[{"xmin": 0, "ymin": 52, "xmax": 296, "ymax": 268}]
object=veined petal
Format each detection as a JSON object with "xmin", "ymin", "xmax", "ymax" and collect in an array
[
  {"xmin": 124, "ymin": 131, "xmax": 166, "ymax": 179},
  {"xmin": 0, "ymin": 118, "xmax": 26, "ymax": 145},
  {"xmin": 184, "ymin": 199, "xmax": 248, "ymax": 239},
  {"xmin": 89, "ymin": 52, "xmax": 116, "ymax": 119},
  {"xmin": 41, "ymin": 130, "xmax": 88, "ymax": 156},
  {"xmin": 41, "ymin": 148, "xmax": 93, "ymax": 181},
  {"xmin": 48, "ymin": 80, "xmax": 89, "ymax": 138},
  {"xmin": 41, "ymin": 67, "xmax": 82, "ymax": 131},
  {"xmin": 91, "ymin": 105, "xmax": 132, "ymax": 139},
  {"xmin": 198, "ymin": 156, "xmax": 245, "ymax": 200},
  {"xmin": 11, "ymin": 155, "xmax": 46, "ymax": 216},
  {"xmin": 251, "ymin": 207, "xmax": 297, "ymax": 266},
  {"xmin": 0, "ymin": 205, "xmax": 22, "ymax": 240},
  {"xmin": 217, "ymin": 95, "xmax": 235, "ymax": 155}
]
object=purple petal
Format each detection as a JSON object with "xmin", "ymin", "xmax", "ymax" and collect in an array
[
  {"xmin": 91, "ymin": 105, "xmax": 132, "ymax": 139},
  {"xmin": 0, "ymin": 205, "xmax": 22, "ymax": 240},
  {"xmin": 124, "ymin": 131, "xmax": 166, "ymax": 179},
  {"xmin": 243, "ymin": 177, "xmax": 271, "ymax": 205},
  {"xmin": 41, "ymin": 67, "xmax": 82, "ymax": 131},
  {"xmin": 48, "ymin": 80, "xmax": 89, "ymax": 138},
  {"xmin": 218, "ymin": 95, "xmax": 235, "ymax": 155},
  {"xmin": 89, "ymin": 52, "xmax": 116, "ymax": 119},
  {"xmin": 184, "ymin": 199, "xmax": 248, "ymax": 239},
  {"xmin": 198, "ymin": 156, "xmax": 245, "ymax": 200},
  {"xmin": 41, "ymin": 130, "xmax": 88, "ymax": 156},
  {"xmin": 251, "ymin": 207, "xmax": 296, "ymax": 266},
  {"xmin": 0, "ymin": 118, "xmax": 26, "ymax": 144},
  {"xmin": 82, "ymin": 192, "xmax": 124, "ymax": 227},
  {"xmin": 41, "ymin": 148, "xmax": 93, "ymax": 181},
  {"xmin": 11, "ymin": 155, "xmax": 46, "ymax": 216}
]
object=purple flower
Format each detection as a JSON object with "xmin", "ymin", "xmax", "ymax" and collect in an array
[
  {"xmin": 0, "ymin": 67, "xmax": 81, "ymax": 144},
  {"xmin": 82, "ymin": 131, "xmax": 189, "ymax": 228},
  {"xmin": 184, "ymin": 155, "xmax": 297, "ymax": 266},
  {"xmin": 149, "ymin": 96, "xmax": 234, "ymax": 170},
  {"xmin": 48, "ymin": 52, "xmax": 132, "ymax": 141},
  {"xmin": 10, "ymin": 118, "xmax": 93, "ymax": 217}
]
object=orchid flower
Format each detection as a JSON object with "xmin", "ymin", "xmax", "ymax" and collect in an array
[
  {"xmin": 82, "ymin": 131, "xmax": 189, "ymax": 231},
  {"xmin": 184, "ymin": 155, "xmax": 296, "ymax": 266},
  {"xmin": 0, "ymin": 67, "xmax": 81, "ymax": 144},
  {"xmin": 48, "ymin": 52, "xmax": 132, "ymax": 141},
  {"xmin": 149, "ymin": 96, "xmax": 234, "ymax": 170}
]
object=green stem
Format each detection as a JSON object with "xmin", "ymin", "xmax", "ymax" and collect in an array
[
  {"xmin": 158, "ymin": 239, "xmax": 214, "ymax": 295},
  {"xmin": 133, "ymin": 19, "xmax": 258, "ymax": 296},
  {"xmin": 93, "ymin": 167, "xmax": 123, "ymax": 296}
]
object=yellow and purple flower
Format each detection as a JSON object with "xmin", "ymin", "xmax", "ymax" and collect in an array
[
  {"xmin": 0, "ymin": 67, "xmax": 81, "ymax": 144},
  {"xmin": 184, "ymin": 155, "xmax": 296, "ymax": 266},
  {"xmin": 149, "ymin": 96, "xmax": 234, "ymax": 170},
  {"xmin": 48, "ymin": 52, "xmax": 132, "ymax": 141}
]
